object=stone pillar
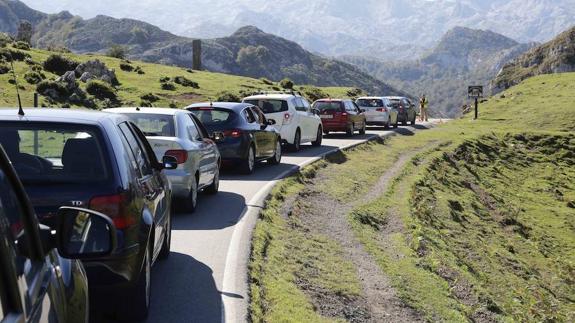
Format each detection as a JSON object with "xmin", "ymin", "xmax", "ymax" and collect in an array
[{"xmin": 192, "ymin": 39, "xmax": 202, "ymax": 70}]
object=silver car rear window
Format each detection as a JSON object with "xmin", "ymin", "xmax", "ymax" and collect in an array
[
  {"xmin": 124, "ymin": 113, "xmax": 175, "ymax": 137},
  {"xmin": 356, "ymin": 99, "xmax": 384, "ymax": 107}
]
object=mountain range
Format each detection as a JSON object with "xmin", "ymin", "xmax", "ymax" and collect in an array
[
  {"xmin": 0, "ymin": 0, "xmax": 403, "ymax": 97},
  {"xmin": 342, "ymin": 27, "xmax": 538, "ymax": 116},
  {"xmin": 18, "ymin": 0, "xmax": 575, "ymax": 60}
]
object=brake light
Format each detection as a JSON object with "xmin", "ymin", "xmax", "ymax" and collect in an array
[
  {"xmin": 376, "ymin": 108, "xmax": 388, "ymax": 112},
  {"xmin": 283, "ymin": 113, "xmax": 293, "ymax": 125},
  {"xmin": 165, "ymin": 150, "xmax": 188, "ymax": 164},
  {"xmin": 223, "ymin": 129, "xmax": 242, "ymax": 138},
  {"xmin": 89, "ymin": 193, "xmax": 134, "ymax": 229},
  {"xmin": 194, "ymin": 107, "xmax": 214, "ymax": 111}
]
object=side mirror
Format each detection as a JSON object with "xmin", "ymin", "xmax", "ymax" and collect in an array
[
  {"xmin": 162, "ymin": 155, "xmax": 179, "ymax": 170},
  {"xmin": 360, "ymin": 109, "xmax": 366, "ymax": 113},
  {"xmin": 210, "ymin": 131, "xmax": 225, "ymax": 142},
  {"xmin": 56, "ymin": 207, "xmax": 116, "ymax": 260},
  {"xmin": 312, "ymin": 109, "xmax": 320, "ymax": 115},
  {"xmin": 266, "ymin": 119, "xmax": 276, "ymax": 126}
]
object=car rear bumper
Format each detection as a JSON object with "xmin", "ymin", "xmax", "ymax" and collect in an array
[
  {"xmin": 218, "ymin": 138, "xmax": 249, "ymax": 161},
  {"xmin": 365, "ymin": 114, "xmax": 389, "ymax": 123}
]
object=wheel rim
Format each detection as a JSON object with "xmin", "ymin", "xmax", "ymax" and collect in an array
[
  {"xmin": 275, "ymin": 141, "xmax": 281, "ymax": 162},
  {"xmin": 145, "ymin": 249, "xmax": 151, "ymax": 308},
  {"xmin": 249, "ymin": 147, "xmax": 255, "ymax": 171}
]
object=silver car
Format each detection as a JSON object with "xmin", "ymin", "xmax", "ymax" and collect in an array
[
  {"xmin": 106, "ymin": 108, "xmax": 221, "ymax": 212},
  {"xmin": 356, "ymin": 97, "xmax": 399, "ymax": 129}
]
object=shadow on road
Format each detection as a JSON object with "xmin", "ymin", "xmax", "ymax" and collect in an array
[
  {"xmin": 173, "ymin": 191, "xmax": 247, "ymax": 230},
  {"xmin": 147, "ymin": 252, "xmax": 222, "ymax": 323}
]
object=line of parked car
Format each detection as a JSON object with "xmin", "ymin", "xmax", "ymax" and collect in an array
[{"xmin": 0, "ymin": 91, "xmax": 418, "ymax": 322}]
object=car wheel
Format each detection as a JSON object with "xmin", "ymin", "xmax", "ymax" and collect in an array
[
  {"xmin": 411, "ymin": 116, "xmax": 416, "ymax": 125},
  {"xmin": 159, "ymin": 212, "xmax": 171, "ymax": 260},
  {"xmin": 312, "ymin": 127, "xmax": 323, "ymax": 147},
  {"xmin": 240, "ymin": 145, "xmax": 255, "ymax": 174},
  {"xmin": 119, "ymin": 245, "xmax": 151, "ymax": 321},
  {"xmin": 384, "ymin": 118, "xmax": 391, "ymax": 130},
  {"xmin": 323, "ymin": 130, "xmax": 330, "ymax": 136},
  {"xmin": 359, "ymin": 122, "xmax": 366, "ymax": 135},
  {"xmin": 184, "ymin": 177, "xmax": 198, "ymax": 213},
  {"xmin": 268, "ymin": 140, "xmax": 282, "ymax": 165},
  {"xmin": 289, "ymin": 129, "xmax": 301, "ymax": 152},
  {"xmin": 346, "ymin": 124, "xmax": 353, "ymax": 137},
  {"xmin": 205, "ymin": 166, "xmax": 220, "ymax": 195}
]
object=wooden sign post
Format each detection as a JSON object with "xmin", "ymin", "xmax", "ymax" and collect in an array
[{"xmin": 468, "ymin": 86, "xmax": 483, "ymax": 120}]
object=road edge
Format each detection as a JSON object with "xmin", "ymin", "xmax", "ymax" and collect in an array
[{"xmin": 221, "ymin": 123, "xmax": 439, "ymax": 322}]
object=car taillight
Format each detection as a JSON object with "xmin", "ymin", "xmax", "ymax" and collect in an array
[
  {"xmin": 376, "ymin": 108, "xmax": 388, "ymax": 112},
  {"xmin": 165, "ymin": 150, "xmax": 188, "ymax": 164},
  {"xmin": 223, "ymin": 129, "xmax": 242, "ymax": 138},
  {"xmin": 89, "ymin": 193, "xmax": 134, "ymax": 229},
  {"xmin": 283, "ymin": 113, "xmax": 293, "ymax": 125}
]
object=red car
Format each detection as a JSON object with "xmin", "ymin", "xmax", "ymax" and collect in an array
[{"xmin": 312, "ymin": 99, "xmax": 367, "ymax": 136}]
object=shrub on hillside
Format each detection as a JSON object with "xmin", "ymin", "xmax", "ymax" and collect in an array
[
  {"xmin": 140, "ymin": 100, "xmax": 153, "ymax": 107},
  {"xmin": 43, "ymin": 54, "xmax": 80, "ymax": 76},
  {"xmin": 120, "ymin": 63, "xmax": 134, "ymax": 72},
  {"xmin": 174, "ymin": 76, "xmax": 199, "ymax": 88},
  {"xmin": 24, "ymin": 71, "xmax": 45, "ymax": 84},
  {"xmin": 13, "ymin": 41, "xmax": 30, "ymax": 51},
  {"xmin": 107, "ymin": 44, "xmax": 128, "ymax": 59},
  {"xmin": 86, "ymin": 80, "xmax": 117, "ymax": 100},
  {"xmin": 346, "ymin": 87, "xmax": 363, "ymax": 98},
  {"xmin": 260, "ymin": 77, "xmax": 273, "ymax": 85},
  {"xmin": 279, "ymin": 78, "xmax": 294, "ymax": 90},
  {"xmin": 159, "ymin": 76, "xmax": 170, "ymax": 83},
  {"xmin": 0, "ymin": 33, "xmax": 11, "ymax": 48},
  {"xmin": 46, "ymin": 45, "xmax": 71, "ymax": 53},
  {"xmin": 169, "ymin": 101, "xmax": 179, "ymax": 109},
  {"xmin": 36, "ymin": 80, "xmax": 70, "ymax": 99},
  {"xmin": 161, "ymin": 82, "xmax": 176, "ymax": 91},
  {"xmin": 0, "ymin": 63, "xmax": 9, "ymax": 74},
  {"xmin": 134, "ymin": 66, "xmax": 145, "ymax": 74},
  {"xmin": 0, "ymin": 48, "xmax": 31, "ymax": 61},
  {"xmin": 216, "ymin": 91, "xmax": 240, "ymax": 102},
  {"xmin": 301, "ymin": 87, "xmax": 328, "ymax": 102},
  {"xmin": 140, "ymin": 93, "xmax": 160, "ymax": 102}
]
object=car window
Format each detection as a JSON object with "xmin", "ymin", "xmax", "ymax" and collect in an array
[
  {"xmin": 345, "ymin": 101, "xmax": 355, "ymax": 112},
  {"xmin": 250, "ymin": 107, "xmax": 267, "ymax": 125},
  {"xmin": 300, "ymin": 98, "xmax": 312, "ymax": 112},
  {"xmin": 188, "ymin": 114, "xmax": 210, "ymax": 138},
  {"xmin": 0, "ymin": 166, "xmax": 43, "ymax": 317},
  {"xmin": 243, "ymin": 108, "xmax": 257, "ymax": 124},
  {"xmin": 356, "ymin": 99, "xmax": 384, "ymax": 107},
  {"xmin": 313, "ymin": 101, "xmax": 342, "ymax": 112},
  {"xmin": 189, "ymin": 109, "xmax": 234, "ymax": 127},
  {"xmin": 183, "ymin": 115, "xmax": 202, "ymax": 141},
  {"xmin": 123, "ymin": 113, "xmax": 175, "ymax": 137},
  {"xmin": 244, "ymin": 99, "xmax": 288, "ymax": 114},
  {"xmin": 294, "ymin": 98, "xmax": 307, "ymax": 112},
  {"xmin": 352, "ymin": 102, "xmax": 361, "ymax": 111},
  {"xmin": 0, "ymin": 125, "xmax": 111, "ymax": 184},
  {"xmin": 118, "ymin": 123, "xmax": 153, "ymax": 176}
]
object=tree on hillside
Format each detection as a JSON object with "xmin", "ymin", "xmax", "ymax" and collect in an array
[
  {"xmin": 236, "ymin": 45, "xmax": 271, "ymax": 77},
  {"xmin": 16, "ymin": 20, "xmax": 33, "ymax": 44},
  {"xmin": 107, "ymin": 44, "xmax": 128, "ymax": 59}
]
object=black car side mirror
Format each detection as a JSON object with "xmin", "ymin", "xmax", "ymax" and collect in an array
[
  {"xmin": 312, "ymin": 109, "xmax": 320, "ymax": 115},
  {"xmin": 56, "ymin": 207, "xmax": 117, "ymax": 260},
  {"xmin": 210, "ymin": 131, "xmax": 225, "ymax": 143},
  {"xmin": 162, "ymin": 155, "xmax": 179, "ymax": 170},
  {"xmin": 266, "ymin": 119, "xmax": 277, "ymax": 126}
]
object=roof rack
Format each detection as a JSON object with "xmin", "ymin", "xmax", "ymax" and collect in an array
[{"xmin": 252, "ymin": 90, "xmax": 303, "ymax": 97}]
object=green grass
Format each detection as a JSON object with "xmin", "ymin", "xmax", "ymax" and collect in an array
[
  {"xmin": 0, "ymin": 44, "xmax": 354, "ymax": 109},
  {"xmin": 250, "ymin": 72, "xmax": 575, "ymax": 322}
]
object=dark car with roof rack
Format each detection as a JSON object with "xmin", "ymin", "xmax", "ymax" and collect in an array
[
  {"xmin": 186, "ymin": 102, "xmax": 282, "ymax": 174},
  {"xmin": 0, "ymin": 108, "xmax": 178, "ymax": 321}
]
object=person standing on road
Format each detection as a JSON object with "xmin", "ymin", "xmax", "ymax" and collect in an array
[{"xmin": 419, "ymin": 95, "xmax": 428, "ymax": 122}]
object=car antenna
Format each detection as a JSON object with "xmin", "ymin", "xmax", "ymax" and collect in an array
[
  {"xmin": 9, "ymin": 52, "xmax": 24, "ymax": 116},
  {"xmin": 136, "ymin": 107, "xmax": 141, "ymax": 111}
]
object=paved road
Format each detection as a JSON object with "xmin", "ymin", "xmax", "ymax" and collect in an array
[{"xmin": 145, "ymin": 123, "xmax": 436, "ymax": 323}]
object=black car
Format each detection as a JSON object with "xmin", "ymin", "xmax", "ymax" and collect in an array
[
  {"xmin": 187, "ymin": 102, "xmax": 282, "ymax": 174},
  {"xmin": 385, "ymin": 96, "xmax": 417, "ymax": 126},
  {"xmin": 0, "ymin": 109, "xmax": 178, "ymax": 321},
  {"xmin": 0, "ymin": 144, "xmax": 116, "ymax": 323}
]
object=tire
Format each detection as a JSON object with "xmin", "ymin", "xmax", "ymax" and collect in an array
[
  {"xmin": 183, "ymin": 176, "xmax": 198, "ymax": 213},
  {"xmin": 346, "ymin": 124, "xmax": 353, "ymax": 137},
  {"xmin": 393, "ymin": 119, "xmax": 399, "ymax": 129},
  {"xmin": 268, "ymin": 140, "xmax": 282, "ymax": 165},
  {"xmin": 119, "ymin": 246, "xmax": 151, "ymax": 321},
  {"xmin": 411, "ymin": 115, "xmax": 416, "ymax": 125},
  {"xmin": 205, "ymin": 165, "xmax": 220, "ymax": 195},
  {"xmin": 240, "ymin": 145, "xmax": 256, "ymax": 174},
  {"xmin": 159, "ymin": 212, "xmax": 171, "ymax": 260},
  {"xmin": 402, "ymin": 119, "xmax": 408, "ymax": 126},
  {"xmin": 323, "ymin": 130, "xmax": 330, "ymax": 136},
  {"xmin": 289, "ymin": 129, "xmax": 301, "ymax": 152},
  {"xmin": 312, "ymin": 127, "xmax": 323, "ymax": 147},
  {"xmin": 384, "ymin": 118, "xmax": 391, "ymax": 130},
  {"xmin": 359, "ymin": 122, "xmax": 366, "ymax": 135}
]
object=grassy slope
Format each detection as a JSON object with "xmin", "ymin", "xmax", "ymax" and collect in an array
[
  {"xmin": 0, "ymin": 46, "xmax": 353, "ymax": 108},
  {"xmin": 249, "ymin": 72, "xmax": 575, "ymax": 322}
]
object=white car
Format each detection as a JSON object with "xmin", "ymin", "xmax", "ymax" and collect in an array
[
  {"xmin": 243, "ymin": 92, "xmax": 323, "ymax": 151},
  {"xmin": 105, "ymin": 107, "xmax": 221, "ymax": 212},
  {"xmin": 356, "ymin": 97, "xmax": 399, "ymax": 129}
]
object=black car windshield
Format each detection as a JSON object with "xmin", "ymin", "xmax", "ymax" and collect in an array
[
  {"xmin": 313, "ymin": 101, "xmax": 343, "ymax": 112},
  {"xmin": 244, "ymin": 99, "xmax": 288, "ymax": 114},
  {"xmin": 189, "ymin": 108, "xmax": 234, "ymax": 126},
  {"xmin": 356, "ymin": 99, "xmax": 384, "ymax": 107},
  {"xmin": 0, "ymin": 123, "xmax": 111, "ymax": 184},
  {"xmin": 123, "ymin": 113, "xmax": 175, "ymax": 137}
]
